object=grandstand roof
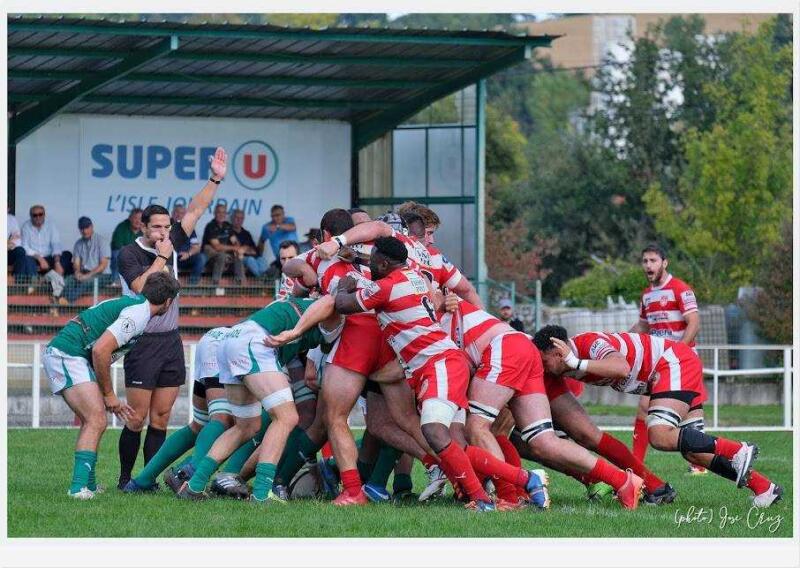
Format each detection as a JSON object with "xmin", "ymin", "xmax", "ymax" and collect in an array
[{"xmin": 7, "ymin": 15, "xmax": 554, "ymax": 148}]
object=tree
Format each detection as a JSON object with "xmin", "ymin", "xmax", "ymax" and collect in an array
[
  {"xmin": 643, "ymin": 19, "xmax": 792, "ymax": 301},
  {"xmin": 746, "ymin": 221, "xmax": 792, "ymax": 344}
]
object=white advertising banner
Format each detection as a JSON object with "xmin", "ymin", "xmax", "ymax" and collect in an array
[{"xmin": 15, "ymin": 114, "xmax": 351, "ymax": 260}]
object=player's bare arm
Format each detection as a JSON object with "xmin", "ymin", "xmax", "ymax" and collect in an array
[
  {"xmin": 550, "ymin": 337, "xmax": 631, "ymax": 379},
  {"xmin": 681, "ymin": 311, "xmax": 700, "ymax": 345},
  {"xmin": 334, "ymin": 277, "xmax": 365, "ymax": 315},
  {"xmin": 282, "ymin": 257, "xmax": 318, "ymax": 289},
  {"xmin": 451, "ymin": 278, "xmax": 482, "ymax": 307},
  {"xmin": 91, "ymin": 332, "xmax": 135, "ymax": 421},
  {"xmin": 263, "ymin": 296, "xmax": 340, "ymax": 347},
  {"xmin": 316, "ymin": 220, "xmax": 393, "ymax": 259},
  {"xmin": 181, "ymin": 147, "xmax": 227, "ymax": 236}
]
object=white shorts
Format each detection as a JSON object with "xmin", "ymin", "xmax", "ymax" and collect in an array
[
  {"xmin": 193, "ymin": 337, "xmax": 222, "ymax": 384},
  {"xmin": 219, "ymin": 321, "xmax": 284, "ymax": 385},
  {"xmin": 43, "ymin": 346, "xmax": 96, "ymax": 394}
]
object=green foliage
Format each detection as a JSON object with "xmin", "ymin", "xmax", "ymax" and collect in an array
[
  {"xmin": 560, "ymin": 260, "xmax": 643, "ymax": 308},
  {"xmin": 485, "ymin": 104, "xmax": 529, "ymax": 187},
  {"xmin": 643, "ymin": 19, "xmax": 792, "ymax": 302},
  {"xmin": 388, "ymin": 13, "xmax": 519, "ymax": 31},
  {"xmin": 746, "ymin": 221, "xmax": 793, "ymax": 344}
]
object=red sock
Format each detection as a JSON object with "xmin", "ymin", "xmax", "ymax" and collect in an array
[
  {"xmin": 598, "ymin": 432, "xmax": 664, "ymax": 492},
  {"xmin": 494, "ymin": 479, "xmax": 520, "ymax": 502},
  {"xmin": 714, "ymin": 438, "xmax": 743, "ymax": 460},
  {"xmin": 465, "ymin": 445, "xmax": 529, "ymax": 488},
  {"xmin": 421, "ymin": 454, "xmax": 437, "ymax": 469},
  {"xmin": 588, "ymin": 459, "xmax": 627, "ymax": 491},
  {"xmin": 438, "ymin": 444, "xmax": 490, "ymax": 502},
  {"xmin": 747, "ymin": 471, "xmax": 772, "ymax": 495},
  {"xmin": 565, "ymin": 468, "xmax": 598, "ymax": 486},
  {"xmin": 495, "ymin": 435, "xmax": 522, "ymax": 468},
  {"xmin": 340, "ymin": 469, "xmax": 362, "ymax": 497},
  {"xmin": 321, "ymin": 442, "xmax": 333, "ymax": 459},
  {"xmin": 632, "ymin": 418, "xmax": 649, "ymax": 462}
]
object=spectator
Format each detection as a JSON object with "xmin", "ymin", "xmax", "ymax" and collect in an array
[
  {"xmin": 111, "ymin": 208, "xmax": 143, "ymax": 283},
  {"xmin": 229, "ymin": 209, "xmax": 259, "ymax": 281},
  {"xmin": 299, "ymin": 228, "xmax": 322, "ymax": 253},
  {"xmin": 498, "ymin": 298, "xmax": 525, "ymax": 332},
  {"xmin": 172, "ymin": 204, "xmax": 205, "ymax": 285},
  {"xmin": 201, "ymin": 203, "xmax": 244, "ymax": 285},
  {"xmin": 274, "ymin": 239, "xmax": 301, "ymax": 300},
  {"xmin": 63, "ymin": 216, "xmax": 112, "ymax": 303},
  {"xmin": 18, "ymin": 204, "xmax": 71, "ymax": 279},
  {"xmin": 258, "ymin": 204, "xmax": 297, "ymax": 259},
  {"xmin": 7, "ymin": 207, "xmax": 25, "ymax": 280}
]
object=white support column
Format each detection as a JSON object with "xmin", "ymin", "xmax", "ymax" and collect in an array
[
  {"xmin": 783, "ymin": 347, "xmax": 792, "ymax": 428},
  {"xmin": 32, "ymin": 343, "xmax": 41, "ymax": 428}
]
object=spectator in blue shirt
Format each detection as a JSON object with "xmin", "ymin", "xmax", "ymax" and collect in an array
[{"xmin": 259, "ymin": 204, "xmax": 297, "ymax": 259}]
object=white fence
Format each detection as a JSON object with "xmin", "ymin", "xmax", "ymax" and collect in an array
[{"xmin": 6, "ymin": 341, "xmax": 794, "ymax": 431}]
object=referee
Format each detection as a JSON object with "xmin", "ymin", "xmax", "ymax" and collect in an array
[{"xmin": 115, "ymin": 147, "xmax": 227, "ymax": 489}]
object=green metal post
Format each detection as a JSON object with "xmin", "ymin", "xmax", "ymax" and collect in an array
[{"xmin": 475, "ymin": 80, "xmax": 488, "ymax": 305}]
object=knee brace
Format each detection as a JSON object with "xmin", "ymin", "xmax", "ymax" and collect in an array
[
  {"xmin": 646, "ymin": 406, "xmax": 682, "ymax": 429},
  {"xmin": 678, "ymin": 416, "xmax": 710, "ymax": 457},
  {"xmin": 419, "ymin": 398, "xmax": 458, "ymax": 427},
  {"xmin": 192, "ymin": 406, "xmax": 209, "ymax": 427},
  {"xmin": 518, "ymin": 419, "xmax": 554, "ymax": 443},
  {"xmin": 468, "ymin": 401, "xmax": 500, "ymax": 423},
  {"xmin": 291, "ymin": 382, "xmax": 317, "ymax": 405},
  {"xmin": 261, "ymin": 387, "xmax": 294, "ymax": 412},
  {"xmin": 208, "ymin": 398, "xmax": 233, "ymax": 417},
  {"xmin": 230, "ymin": 402, "xmax": 263, "ymax": 419}
]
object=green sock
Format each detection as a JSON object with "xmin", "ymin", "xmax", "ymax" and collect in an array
[
  {"xmin": 393, "ymin": 473, "xmax": 413, "ymax": 494},
  {"xmin": 275, "ymin": 427, "xmax": 303, "ymax": 482},
  {"xmin": 87, "ymin": 456, "xmax": 98, "ymax": 491},
  {"xmin": 357, "ymin": 458, "xmax": 374, "ymax": 482},
  {"xmin": 191, "ymin": 420, "xmax": 227, "ymax": 466},
  {"xmin": 220, "ymin": 412, "xmax": 271, "ymax": 474},
  {"xmin": 368, "ymin": 445, "xmax": 401, "ymax": 489},
  {"xmin": 69, "ymin": 450, "xmax": 96, "ymax": 494},
  {"xmin": 133, "ymin": 425, "xmax": 197, "ymax": 488},
  {"xmin": 188, "ymin": 456, "xmax": 219, "ymax": 493},
  {"xmin": 252, "ymin": 462, "xmax": 277, "ymax": 500},
  {"xmin": 275, "ymin": 429, "xmax": 322, "ymax": 485}
]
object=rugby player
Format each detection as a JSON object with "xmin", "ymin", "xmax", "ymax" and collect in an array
[
  {"xmin": 333, "ymin": 237, "xmax": 554, "ymax": 511},
  {"xmin": 434, "ymin": 293, "xmax": 646, "ymax": 509},
  {"xmin": 629, "ymin": 244, "xmax": 703, "ymax": 473},
  {"xmin": 177, "ymin": 296, "xmax": 340, "ymax": 502},
  {"xmin": 43, "ymin": 272, "xmax": 180, "ymax": 498},
  {"xmin": 533, "ymin": 326, "xmax": 783, "ymax": 507},
  {"xmin": 116, "ymin": 147, "xmax": 227, "ymax": 489}
]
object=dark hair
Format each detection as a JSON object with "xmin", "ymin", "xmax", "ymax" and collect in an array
[
  {"xmin": 141, "ymin": 205, "xmax": 170, "ymax": 225},
  {"xmin": 642, "ymin": 243, "xmax": 667, "ymax": 260},
  {"xmin": 279, "ymin": 239, "xmax": 300, "ymax": 254},
  {"xmin": 320, "ymin": 208, "xmax": 354, "ymax": 236},
  {"xmin": 532, "ymin": 324, "xmax": 568, "ymax": 353},
  {"xmin": 129, "ymin": 208, "xmax": 143, "ymax": 217},
  {"xmin": 348, "ymin": 207, "xmax": 368, "ymax": 215},
  {"xmin": 271, "ymin": 204, "xmax": 284, "ymax": 213},
  {"xmin": 374, "ymin": 236, "xmax": 408, "ymax": 264},
  {"xmin": 141, "ymin": 272, "xmax": 181, "ymax": 305},
  {"xmin": 400, "ymin": 212, "xmax": 425, "ymax": 238}
]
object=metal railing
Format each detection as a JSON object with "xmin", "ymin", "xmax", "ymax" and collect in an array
[{"xmin": 6, "ymin": 342, "xmax": 794, "ymax": 431}]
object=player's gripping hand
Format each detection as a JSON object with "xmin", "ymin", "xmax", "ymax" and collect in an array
[
  {"xmin": 338, "ymin": 275, "xmax": 358, "ymax": 293},
  {"xmin": 315, "ymin": 240, "xmax": 340, "ymax": 260},
  {"xmin": 550, "ymin": 337, "xmax": 581, "ymax": 369},
  {"xmin": 155, "ymin": 237, "xmax": 174, "ymax": 259},
  {"xmin": 104, "ymin": 393, "xmax": 136, "ymax": 422},
  {"xmin": 263, "ymin": 330, "xmax": 300, "ymax": 348},
  {"xmin": 444, "ymin": 292, "xmax": 460, "ymax": 313},
  {"xmin": 209, "ymin": 147, "xmax": 227, "ymax": 180}
]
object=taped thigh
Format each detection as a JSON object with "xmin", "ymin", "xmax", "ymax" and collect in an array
[
  {"xmin": 208, "ymin": 397, "xmax": 233, "ymax": 417},
  {"xmin": 646, "ymin": 405, "xmax": 682, "ymax": 428},
  {"xmin": 518, "ymin": 419, "xmax": 554, "ymax": 443},
  {"xmin": 419, "ymin": 398, "xmax": 458, "ymax": 427},
  {"xmin": 468, "ymin": 400, "xmax": 500, "ymax": 423},
  {"xmin": 230, "ymin": 401, "xmax": 263, "ymax": 419},
  {"xmin": 261, "ymin": 387, "xmax": 294, "ymax": 412}
]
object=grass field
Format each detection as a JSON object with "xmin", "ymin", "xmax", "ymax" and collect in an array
[{"xmin": 7, "ymin": 427, "xmax": 793, "ymax": 538}]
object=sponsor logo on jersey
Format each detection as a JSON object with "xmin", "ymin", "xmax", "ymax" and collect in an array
[
  {"xmin": 120, "ymin": 317, "xmax": 136, "ymax": 335},
  {"xmin": 589, "ymin": 339, "xmax": 613, "ymax": 360}
]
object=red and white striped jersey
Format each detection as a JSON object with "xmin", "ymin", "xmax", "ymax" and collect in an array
[
  {"xmin": 355, "ymin": 268, "xmax": 459, "ymax": 376},
  {"xmin": 275, "ymin": 273, "xmax": 295, "ymax": 301},
  {"xmin": 427, "ymin": 245, "xmax": 463, "ymax": 290},
  {"xmin": 438, "ymin": 298, "xmax": 504, "ymax": 366},
  {"xmin": 302, "ymin": 248, "xmax": 373, "ymax": 296},
  {"xmin": 568, "ymin": 331, "xmax": 675, "ymax": 394},
  {"xmin": 638, "ymin": 274, "xmax": 698, "ymax": 344}
]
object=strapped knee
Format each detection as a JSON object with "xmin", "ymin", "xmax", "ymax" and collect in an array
[
  {"xmin": 208, "ymin": 398, "xmax": 233, "ymax": 417},
  {"xmin": 230, "ymin": 402, "xmax": 263, "ymax": 419},
  {"xmin": 291, "ymin": 382, "xmax": 317, "ymax": 405},
  {"xmin": 419, "ymin": 398, "xmax": 458, "ymax": 427},
  {"xmin": 261, "ymin": 387, "xmax": 294, "ymax": 412},
  {"xmin": 192, "ymin": 406, "xmax": 209, "ymax": 426},
  {"xmin": 646, "ymin": 406, "xmax": 682, "ymax": 429},
  {"xmin": 468, "ymin": 401, "xmax": 500, "ymax": 423},
  {"xmin": 518, "ymin": 419, "xmax": 554, "ymax": 443}
]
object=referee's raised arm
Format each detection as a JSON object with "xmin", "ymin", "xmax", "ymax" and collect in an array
[{"xmin": 180, "ymin": 147, "xmax": 228, "ymax": 237}]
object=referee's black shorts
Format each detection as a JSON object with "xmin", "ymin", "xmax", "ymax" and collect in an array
[{"xmin": 124, "ymin": 329, "xmax": 186, "ymax": 390}]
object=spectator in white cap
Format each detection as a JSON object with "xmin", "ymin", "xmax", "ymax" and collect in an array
[{"xmin": 498, "ymin": 298, "xmax": 525, "ymax": 333}]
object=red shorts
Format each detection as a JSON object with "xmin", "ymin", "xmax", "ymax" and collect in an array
[
  {"xmin": 407, "ymin": 350, "xmax": 470, "ymax": 410},
  {"xmin": 544, "ymin": 374, "xmax": 585, "ymax": 401},
  {"xmin": 649, "ymin": 343, "xmax": 707, "ymax": 407},
  {"xmin": 327, "ymin": 313, "xmax": 391, "ymax": 376},
  {"xmin": 473, "ymin": 332, "xmax": 545, "ymax": 397}
]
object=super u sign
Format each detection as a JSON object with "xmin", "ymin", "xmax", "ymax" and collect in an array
[{"xmin": 232, "ymin": 140, "xmax": 279, "ymax": 191}]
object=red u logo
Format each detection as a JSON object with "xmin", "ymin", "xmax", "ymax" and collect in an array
[{"xmin": 243, "ymin": 154, "xmax": 266, "ymax": 178}]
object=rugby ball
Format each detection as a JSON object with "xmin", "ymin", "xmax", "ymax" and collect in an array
[{"xmin": 288, "ymin": 461, "xmax": 322, "ymax": 499}]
